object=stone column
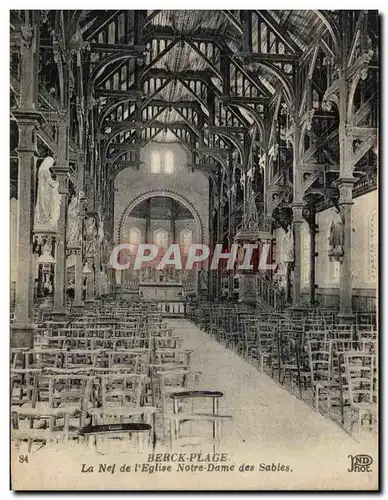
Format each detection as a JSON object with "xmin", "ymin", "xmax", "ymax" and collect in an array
[
  {"xmin": 292, "ymin": 203, "xmax": 304, "ymax": 306},
  {"xmin": 170, "ymin": 212, "xmax": 176, "ymax": 245},
  {"xmin": 85, "ymin": 258, "xmax": 95, "ymax": 303},
  {"xmin": 145, "ymin": 198, "xmax": 151, "ymax": 244},
  {"xmin": 308, "ymin": 208, "xmax": 317, "ymax": 306},
  {"xmin": 95, "ymin": 244, "xmax": 101, "ymax": 297},
  {"xmin": 11, "ymin": 118, "xmax": 39, "ymax": 347},
  {"xmin": 215, "ymin": 193, "xmax": 222, "ymax": 299},
  {"xmin": 73, "ymin": 249, "xmax": 83, "ymax": 307},
  {"xmin": 338, "ymin": 178, "xmax": 356, "ymax": 320},
  {"xmin": 107, "ymin": 267, "xmax": 115, "ymax": 293},
  {"xmin": 11, "ymin": 21, "xmax": 40, "ymax": 347},
  {"xmin": 52, "ymin": 171, "xmax": 69, "ymax": 320},
  {"xmin": 208, "ymin": 191, "xmax": 215, "ymax": 299}
]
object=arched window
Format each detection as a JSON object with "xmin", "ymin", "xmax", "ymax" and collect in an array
[
  {"xmin": 129, "ymin": 226, "xmax": 141, "ymax": 245},
  {"xmin": 151, "ymin": 151, "xmax": 161, "ymax": 173},
  {"xmin": 154, "ymin": 228, "xmax": 168, "ymax": 250},
  {"xmin": 180, "ymin": 228, "xmax": 192, "ymax": 254},
  {"xmin": 129, "ymin": 227, "xmax": 141, "ymax": 255},
  {"xmin": 164, "ymin": 150, "xmax": 174, "ymax": 174}
]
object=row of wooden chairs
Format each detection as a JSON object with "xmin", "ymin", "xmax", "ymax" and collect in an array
[{"xmin": 188, "ymin": 301, "xmax": 377, "ymax": 441}]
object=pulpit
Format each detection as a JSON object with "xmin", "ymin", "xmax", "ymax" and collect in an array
[{"xmin": 234, "ymin": 228, "xmax": 273, "ymax": 304}]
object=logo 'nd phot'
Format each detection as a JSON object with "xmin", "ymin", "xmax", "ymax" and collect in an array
[{"xmin": 348, "ymin": 455, "xmax": 373, "ymax": 472}]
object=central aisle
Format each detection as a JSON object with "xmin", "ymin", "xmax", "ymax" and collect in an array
[
  {"xmin": 11, "ymin": 316, "xmax": 378, "ymax": 490},
  {"xmin": 164, "ymin": 318, "xmax": 378, "ymax": 489}
]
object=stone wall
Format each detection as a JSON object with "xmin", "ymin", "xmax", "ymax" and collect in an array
[
  {"xmin": 273, "ymin": 190, "xmax": 377, "ymax": 309},
  {"xmin": 114, "ymin": 142, "xmax": 209, "ymax": 244}
]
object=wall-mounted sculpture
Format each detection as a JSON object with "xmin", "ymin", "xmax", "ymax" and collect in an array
[
  {"xmin": 85, "ymin": 216, "xmax": 97, "ymax": 258},
  {"xmin": 34, "ymin": 156, "xmax": 61, "ymax": 231},
  {"xmin": 282, "ymin": 228, "xmax": 294, "ymax": 264},
  {"xmin": 328, "ymin": 209, "xmax": 344, "ymax": 262},
  {"xmin": 66, "ymin": 192, "xmax": 82, "ymax": 247}
]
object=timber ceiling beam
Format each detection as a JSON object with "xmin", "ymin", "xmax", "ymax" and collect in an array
[
  {"xmin": 143, "ymin": 10, "xmax": 162, "ymax": 28},
  {"xmin": 209, "ymin": 126, "xmax": 248, "ymax": 133},
  {"xmin": 143, "ymin": 26, "xmax": 225, "ymax": 46},
  {"xmin": 95, "ymin": 89, "xmax": 143, "ymax": 99},
  {"xmin": 189, "ymin": 163, "xmax": 220, "ymax": 169},
  {"xmin": 111, "ymin": 160, "xmax": 141, "ymax": 169},
  {"xmin": 82, "ymin": 10, "xmax": 122, "ymax": 40},
  {"xmin": 109, "ymin": 143, "xmax": 141, "ymax": 151},
  {"xmin": 237, "ymin": 52, "xmax": 300, "ymax": 62},
  {"xmin": 172, "ymin": 109, "xmax": 203, "ymax": 136},
  {"xmin": 184, "ymin": 39, "xmax": 223, "ymax": 80},
  {"xmin": 254, "ymin": 10, "xmax": 303, "ymax": 54},
  {"xmin": 89, "ymin": 43, "xmax": 145, "ymax": 54},
  {"xmin": 132, "ymin": 120, "xmax": 198, "ymax": 131},
  {"xmin": 143, "ymin": 38, "xmax": 180, "ymax": 74},
  {"xmin": 194, "ymin": 147, "xmax": 231, "ymax": 155},
  {"xmin": 221, "ymin": 10, "xmax": 243, "ymax": 33},
  {"xmin": 226, "ymin": 53, "xmax": 273, "ymax": 98},
  {"xmin": 145, "ymin": 100, "xmax": 203, "ymax": 111},
  {"xmin": 142, "ymin": 68, "xmax": 216, "ymax": 82},
  {"xmin": 221, "ymin": 96, "xmax": 268, "ymax": 105}
]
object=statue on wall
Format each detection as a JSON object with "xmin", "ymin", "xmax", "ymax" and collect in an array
[
  {"xmin": 66, "ymin": 193, "xmax": 81, "ymax": 246},
  {"xmin": 199, "ymin": 268, "xmax": 208, "ymax": 291},
  {"xmin": 85, "ymin": 216, "xmax": 97, "ymax": 257},
  {"xmin": 102, "ymin": 235, "xmax": 112, "ymax": 267},
  {"xmin": 34, "ymin": 156, "xmax": 61, "ymax": 230},
  {"xmin": 40, "ymin": 238, "xmax": 55, "ymax": 263},
  {"xmin": 282, "ymin": 228, "xmax": 294, "ymax": 263},
  {"xmin": 328, "ymin": 209, "xmax": 344, "ymax": 262}
]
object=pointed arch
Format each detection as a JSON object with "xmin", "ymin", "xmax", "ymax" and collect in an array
[
  {"xmin": 154, "ymin": 227, "xmax": 168, "ymax": 249},
  {"xmin": 129, "ymin": 226, "xmax": 141, "ymax": 245}
]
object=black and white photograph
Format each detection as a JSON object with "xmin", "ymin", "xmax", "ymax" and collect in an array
[{"xmin": 9, "ymin": 9, "xmax": 379, "ymax": 491}]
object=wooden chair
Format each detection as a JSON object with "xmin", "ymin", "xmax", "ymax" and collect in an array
[
  {"xmin": 11, "ymin": 371, "xmax": 93, "ymax": 450},
  {"xmin": 343, "ymin": 353, "xmax": 377, "ymax": 441},
  {"xmin": 87, "ymin": 373, "xmax": 156, "ymax": 451},
  {"xmin": 78, "ymin": 422, "xmax": 152, "ymax": 454},
  {"xmin": 167, "ymin": 391, "xmax": 232, "ymax": 452},
  {"xmin": 331, "ymin": 339, "xmax": 376, "ymax": 425},
  {"xmin": 278, "ymin": 330, "xmax": 308, "ymax": 398},
  {"xmin": 249, "ymin": 327, "xmax": 273, "ymax": 373},
  {"xmin": 307, "ymin": 340, "xmax": 340, "ymax": 413}
]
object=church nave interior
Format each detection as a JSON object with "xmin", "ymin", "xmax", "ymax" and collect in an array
[{"xmin": 9, "ymin": 9, "xmax": 378, "ymax": 490}]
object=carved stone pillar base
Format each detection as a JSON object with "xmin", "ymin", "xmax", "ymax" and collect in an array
[{"xmin": 11, "ymin": 325, "xmax": 34, "ymax": 349}]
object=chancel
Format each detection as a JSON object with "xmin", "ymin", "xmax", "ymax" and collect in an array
[{"xmin": 9, "ymin": 10, "xmax": 378, "ymax": 490}]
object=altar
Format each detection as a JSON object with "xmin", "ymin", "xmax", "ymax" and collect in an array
[{"xmin": 139, "ymin": 281, "xmax": 183, "ymax": 301}]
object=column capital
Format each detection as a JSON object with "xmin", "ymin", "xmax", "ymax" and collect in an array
[
  {"xmin": 291, "ymin": 202, "xmax": 305, "ymax": 222},
  {"xmin": 336, "ymin": 176, "xmax": 357, "ymax": 204},
  {"xmin": 13, "ymin": 109, "xmax": 44, "ymax": 124},
  {"xmin": 20, "ymin": 25, "xmax": 36, "ymax": 55},
  {"xmin": 335, "ymin": 176, "xmax": 357, "ymax": 187}
]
